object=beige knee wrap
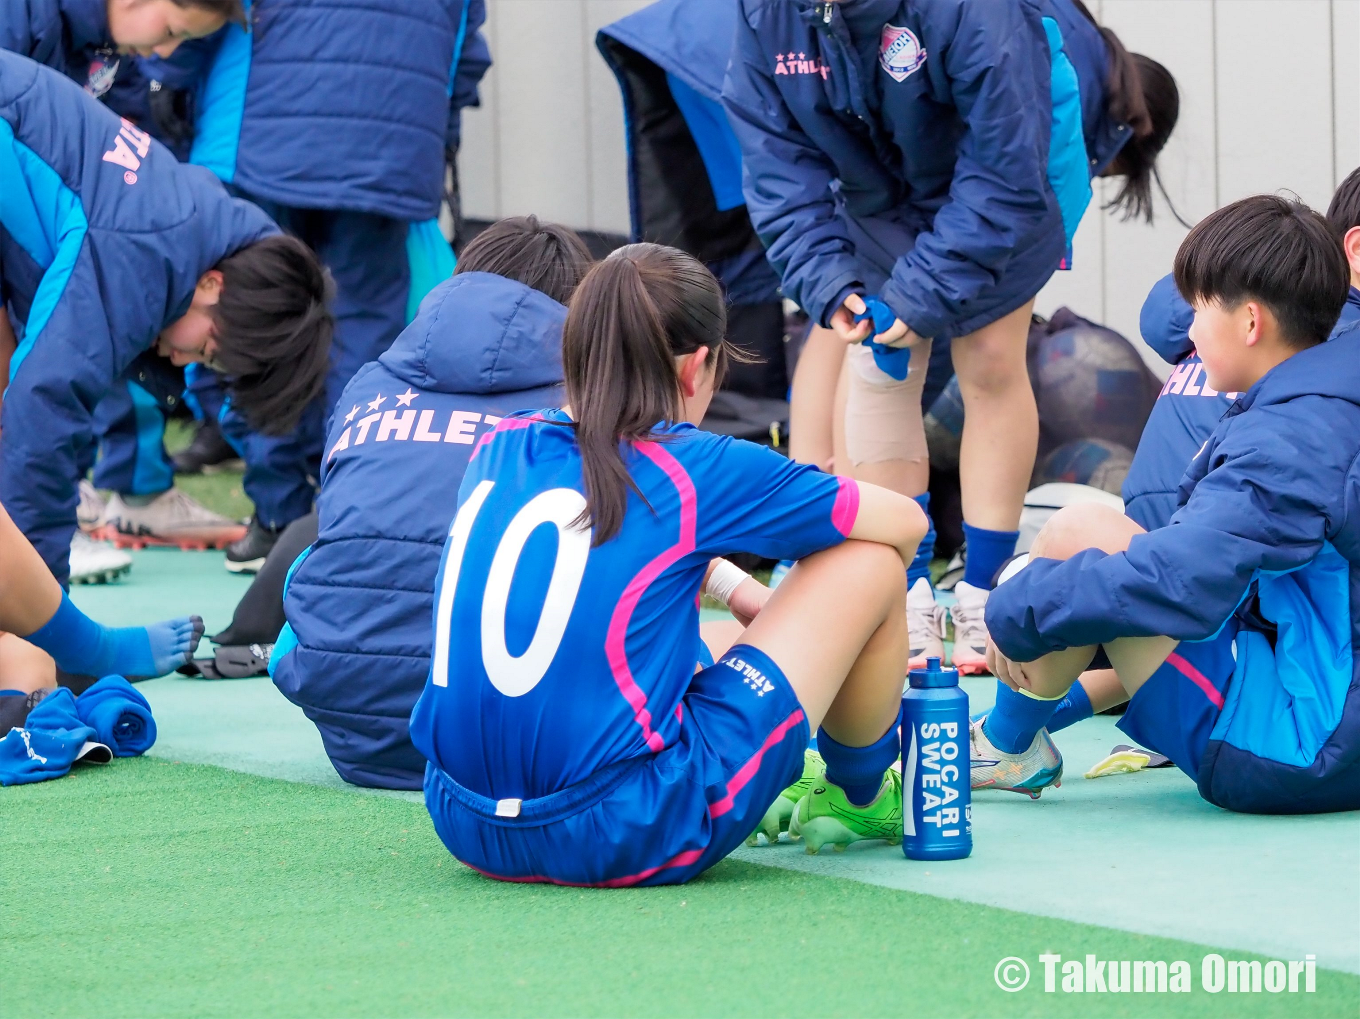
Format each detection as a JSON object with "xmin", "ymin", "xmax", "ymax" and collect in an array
[{"xmin": 844, "ymin": 338, "xmax": 933, "ymax": 466}]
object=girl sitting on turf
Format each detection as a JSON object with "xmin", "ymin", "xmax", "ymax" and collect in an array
[{"xmin": 410, "ymin": 243, "xmax": 926, "ymax": 886}]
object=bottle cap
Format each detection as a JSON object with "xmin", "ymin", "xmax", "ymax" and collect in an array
[{"xmin": 908, "ymin": 655, "xmax": 959, "ymax": 689}]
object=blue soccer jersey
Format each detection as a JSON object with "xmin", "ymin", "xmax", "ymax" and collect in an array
[{"xmin": 409, "ymin": 410, "xmax": 858, "ymax": 800}]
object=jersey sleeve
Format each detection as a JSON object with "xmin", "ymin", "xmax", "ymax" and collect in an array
[{"xmin": 695, "ymin": 436, "xmax": 857, "ymax": 562}]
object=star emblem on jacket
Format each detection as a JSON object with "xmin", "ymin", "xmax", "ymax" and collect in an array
[
  {"xmin": 395, "ymin": 389, "xmax": 418, "ymax": 407},
  {"xmin": 367, "ymin": 394, "xmax": 386, "ymax": 411},
  {"xmin": 344, "ymin": 405, "xmax": 359, "ymax": 424}
]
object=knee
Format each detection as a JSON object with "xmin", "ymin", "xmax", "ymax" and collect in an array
[
  {"xmin": 953, "ymin": 341, "xmax": 1029, "ymax": 399},
  {"xmin": 839, "ymin": 539, "xmax": 907, "ymax": 604},
  {"xmin": 1030, "ymin": 503, "xmax": 1134, "ymax": 560}
]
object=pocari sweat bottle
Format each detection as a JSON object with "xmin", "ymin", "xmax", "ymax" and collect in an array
[{"xmin": 901, "ymin": 656, "xmax": 972, "ymax": 860}]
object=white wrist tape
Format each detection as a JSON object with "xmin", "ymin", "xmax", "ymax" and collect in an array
[{"xmin": 705, "ymin": 559, "xmax": 751, "ymax": 608}]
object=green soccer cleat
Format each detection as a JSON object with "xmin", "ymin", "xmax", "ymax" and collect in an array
[
  {"xmin": 746, "ymin": 749, "xmax": 824, "ymax": 846},
  {"xmin": 787, "ymin": 766, "xmax": 902, "ymax": 854}
]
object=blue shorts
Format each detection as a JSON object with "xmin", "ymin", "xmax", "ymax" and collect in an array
[
  {"xmin": 1117, "ymin": 623, "xmax": 1238, "ymax": 780},
  {"xmin": 423, "ymin": 643, "xmax": 810, "ymax": 887}
]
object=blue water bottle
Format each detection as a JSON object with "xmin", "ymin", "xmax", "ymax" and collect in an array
[{"xmin": 901, "ymin": 656, "xmax": 972, "ymax": 860}]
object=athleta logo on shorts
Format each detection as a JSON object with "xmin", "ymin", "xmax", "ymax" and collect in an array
[
  {"xmin": 774, "ymin": 51, "xmax": 828, "ymax": 80},
  {"xmin": 879, "ymin": 25, "xmax": 927, "ymax": 82},
  {"xmin": 101, "ymin": 118, "xmax": 151, "ymax": 185},
  {"xmin": 725, "ymin": 656, "xmax": 775, "ymax": 697}
]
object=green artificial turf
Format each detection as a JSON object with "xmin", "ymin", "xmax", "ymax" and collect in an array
[{"xmin": 2, "ymin": 759, "xmax": 1354, "ymax": 1019}]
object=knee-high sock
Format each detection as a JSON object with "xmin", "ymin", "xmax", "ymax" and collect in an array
[
  {"xmin": 982, "ymin": 681, "xmax": 1064, "ymax": 754},
  {"xmin": 818, "ymin": 717, "xmax": 901, "ymax": 806},
  {"xmin": 961, "ymin": 523, "xmax": 1019, "ymax": 589},
  {"xmin": 1046, "ymin": 681, "xmax": 1094, "ymax": 734},
  {"xmin": 908, "ymin": 492, "xmax": 936, "ymax": 588},
  {"xmin": 23, "ymin": 594, "xmax": 203, "ymax": 679}
]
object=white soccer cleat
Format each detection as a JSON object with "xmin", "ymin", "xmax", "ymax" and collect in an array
[
  {"xmin": 948, "ymin": 580, "xmax": 992, "ymax": 675},
  {"xmin": 69, "ymin": 530, "xmax": 132, "ymax": 585},
  {"xmin": 907, "ymin": 577, "xmax": 947, "ymax": 673},
  {"xmin": 970, "ymin": 715, "xmax": 1063, "ymax": 799},
  {"xmin": 77, "ymin": 480, "xmax": 106, "ymax": 533},
  {"xmin": 100, "ymin": 488, "xmax": 247, "ymax": 550}
]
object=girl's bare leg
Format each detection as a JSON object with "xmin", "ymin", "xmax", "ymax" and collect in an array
[
  {"xmin": 789, "ymin": 325, "xmax": 845, "ymax": 472},
  {"xmin": 738, "ymin": 540, "xmax": 908, "ymax": 745},
  {"xmin": 0, "ymin": 634, "xmax": 56, "ymax": 694},
  {"xmin": 952, "ymin": 301, "xmax": 1038, "ymax": 531}
]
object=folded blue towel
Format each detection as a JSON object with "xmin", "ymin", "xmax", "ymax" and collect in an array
[
  {"xmin": 76, "ymin": 676, "xmax": 156, "ymax": 756},
  {"xmin": 854, "ymin": 296, "xmax": 912, "ymax": 381},
  {"xmin": 0, "ymin": 688, "xmax": 98, "ymax": 786},
  {"xmin": 0, "ymin": 676, "xmax": 156, "ymax": 786}
]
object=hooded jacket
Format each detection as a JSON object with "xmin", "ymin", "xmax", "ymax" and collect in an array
[
  {"xmin": 1123, "ymin": 275, "xmax": 1360, "ymax": 532},
  {"xmin": 0, "ymin": 53, "xmax": 276, "ymax": 582},
  {"xmin": 273, "ymin": 273, "xmax": 565, "ymax": 790},
  {"xmin": 720, "ymin": 0, "xmax": 1129, "ymax": 337},
  {"xmin": 989, "ymin": 325, "xmax": 1360, "ymax": 813}
]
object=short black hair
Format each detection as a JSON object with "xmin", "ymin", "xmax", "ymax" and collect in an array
[
  {"xmin": 212, "ymin": 234, "xmax": 333, "ymax": 435},
  {"xmin": 455, "ymin": 216, "xmax": 593, "ymax": 305},
  {"xmin": 1326, "ymin": 166, "xmax": 1360, "ymax": 235},
  {"xmin": 1173, "ymin": 194, "xmax": 1348, "ymax": 348}
]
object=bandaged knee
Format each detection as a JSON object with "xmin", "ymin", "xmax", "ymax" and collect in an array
[{"xmin": 844, "ymin": 338, "xmax": 933, "ymax": 466}]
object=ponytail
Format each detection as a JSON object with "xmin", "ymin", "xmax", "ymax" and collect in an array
[
  {"xmin": 561, "ymin": 243, "xmax": 728, "ymax": 545},
  {"xmin": 1071, "ymin": 0, "xmax": 1183, "ymax": 225}
]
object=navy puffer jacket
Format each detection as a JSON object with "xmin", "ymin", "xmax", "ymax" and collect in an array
[
  {"xmin": 180, "ymin": 0, "xmax": 489, "ymax": 221},
  {"xmin": 722, "ymin": 0, "xmax": 1126, "ymax": 338},
  {"xmin": 273, "ymin": 273, "xmax": 566, "ymax": 789}
]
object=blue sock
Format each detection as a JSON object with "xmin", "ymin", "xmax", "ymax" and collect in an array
[
  {"xmin": 982, "ymin": 681, "xmax": 1063, "ymax": 754},
  {"xmin": 24, "ymin": 594, "xmax": 203, "ymax": 679},
  {"xmin": 1046, "ymin": 681, "xmax": 1094, "ymax": 734},
  {"xmin": 907, "ymin": 493, "xmax": 936, "ymax": 588},
  {"xmin": 818, "ymin": 717, "xmax": 901, "ymax": 806},
  {"xmin": 961, "ymin": 523, "xmax": 1019, "ymax": 589}
]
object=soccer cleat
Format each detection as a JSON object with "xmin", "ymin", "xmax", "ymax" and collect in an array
[
  {"xmin": 788, "ymin": 766, "xmax": 902, "ymax": 854},
  {"xmin": 171, "ymin": 420, "xmax": 243, "ymax": 475},
  {"xmin": 224, "ymin": 517, "xmax": 282, "ymax": 574},
  {"xmin": 69, "ymin": 530, "xmax": 132, "ymax": 585},
  {"xmin": 746, "ymin": 748, "xmax": 823, "ymax": 846},
  {"xmin": 77, "ymin": 480, "xmax": 106, "ymax": 533},
  {"xmin": 969, "ymin": 715, "xmax": 1063, "ymax": 799},
  {"xmin": 100, "ymin": 488, "xmax": 247, "ymax": 550},
  {"xmin": 948, "ymin": 580, "xmax": 991, "ymax": 674},
  {"xmin": 907, "ymin": 577, "xmax": 947, "ymax": 673}
]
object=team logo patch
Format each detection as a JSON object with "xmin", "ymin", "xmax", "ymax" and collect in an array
[
  {"xmin": 85, "ymin": 55, "xmax": 119, "ymax": 99},
  {"xmin": 879, "ymin": 24, "xmax": 927, "ymax": 82}
]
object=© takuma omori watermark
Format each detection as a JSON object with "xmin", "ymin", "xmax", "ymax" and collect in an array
[{"xmin": 993, "ymin": 953, "xmax": 1318, "ymax": 994}]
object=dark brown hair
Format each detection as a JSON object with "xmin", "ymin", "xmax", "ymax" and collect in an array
[
  {"xmin": 1326, "ymin": 165, "xmax": 1360, "ymax": 235},
  {"xmin": 455, "ymin": 216, "xmax": 593, "ymax": 305},
  {"xmin": 1072, "ymin": 1, "xmax": 1181, "ymax": 223},
  {"xmin": 1174, "ymin": 194, "xmax": 1348, "ymax": 349},
  {"xmin": 212, "ymin": 234, "xmax": 334, "ymax": 434},
  {"xmin": 562, "ymin": 243, "xmax": 730, "ymax": 544},
  {"xmin": 173, "ymin": 0, "xmax": 246, "ymax": 25}
]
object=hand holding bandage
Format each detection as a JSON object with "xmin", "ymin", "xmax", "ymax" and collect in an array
[{"xmin": 853, "ymin": 295, "xmax": 924, "ymax": 382}]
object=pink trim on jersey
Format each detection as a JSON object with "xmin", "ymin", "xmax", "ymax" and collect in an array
[
  {"xmin": 603, "ymin": 440, "xmax": 698, "ymax": 754},
  {"xmin": 466, "ymin": 847, "xmax": 706, "ymax": 888},
  {"xmin": 468, "ymin": 415, "xmax": 540, "ymax": 460},
  {"xmin": 707, "ymin": 708, "xmax": 806, "ymax": 819},
  {"xmin": 830, "ymin": 476, "xmax": 860, "ymax": 537},
  {"xmin": 1166, "ymin": 651, "xmax": 1225, "ymax": 710}
]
